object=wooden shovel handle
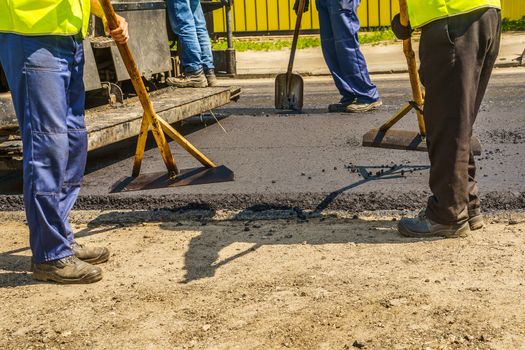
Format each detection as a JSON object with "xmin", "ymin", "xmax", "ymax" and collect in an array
[
  {"xmin": 99, "ymin": 0, "xmax": 179, "ymax": 176},
  {"xmin": 99, "ymin": 0, "xmax": 219, "ymax": 173},
  {"xmin": 398, "ymin": 0, "xmax": 426, "ymax": 136},
  {"xmin": 99, "ymin": 0, "xmax": 156, "ymax": 119}
]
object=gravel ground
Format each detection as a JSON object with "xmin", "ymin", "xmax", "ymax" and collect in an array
[{"xmin": 1, "ymin": 209, "xmax": 524, "ymax": 350}]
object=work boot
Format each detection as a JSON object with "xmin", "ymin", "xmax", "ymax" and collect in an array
[
  {"xmin": 328, "ymin": 103, "xmax": 348, "ymax": 113},
  {"xmin": 468, "ymin": 208, "xmax": 484, "ymax": 230},
  {"xmin": 32, "ymin": 256, "xmax": 103, "ymax": 284},
  {"xmin": 166, "ymin": 69, "xmax": 208, "ymax": 88},
  {"xmin": 328, "ymin": 100, "xmax": 382, "ymax": 113},
  {"xmin": 397, "ymin": 209, "xmax": 470, "ymax": 238},
  {"xmin": 345, "ymin": 100, "xmax": 382, "ymax": 113},
  {"xmin": 205, "ymin": 69, "xmax": 218, "ymax": 87},
  {"xmin": 72, "ymin": 242, "xmax": 110, "ymax": 265}
]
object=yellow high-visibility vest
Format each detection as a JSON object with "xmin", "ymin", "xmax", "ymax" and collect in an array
[
  {"xmin": 0, "ymin": 0, "xmax": 91, "ymax": 37},
  {"xmin": 406, "ymin": 0, "xmax": 501, "ymax": 28}
]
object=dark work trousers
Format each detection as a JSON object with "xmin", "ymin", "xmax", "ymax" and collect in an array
[{"xmin": 419, "ymin": 8, "xmax": 501, "ymax": 225}]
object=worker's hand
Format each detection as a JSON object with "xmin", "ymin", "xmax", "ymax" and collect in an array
[
  {"xmin": 109, "ymin": 15, "xmax": 129, "ymax": 44},
  {"xmin": 391, "ymin": 13, "xmax": 413, "ymax": 40},
  {"xmin": 293, "ymin": 0, "xmax": 309, "ymax": 14}
]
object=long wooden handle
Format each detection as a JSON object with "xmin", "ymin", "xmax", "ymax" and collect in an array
[
  {"xmin": 399, "ymin": 0, "xmax": 426, "ymax": 136},
  {"xmin": 99, "ymin": 0, "xmax": 179, "ymax": 176},
  {"xmin": 99, "ymin": 0, "xmax": 156, "ymax": 119}
]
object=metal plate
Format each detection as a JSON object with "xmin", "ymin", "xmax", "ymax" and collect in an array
[
  {"xmin": 111, "ymin": 165, "xmax": 234, "ymax": 192},
  {"xmin": 275, "ymin": 73, "xmax": 304, "ymax": 111},
  {"xmin": 362, "ymin": 129, "xmax": 482, "ymax": 156},
  {"xmin": 110, "ymin": 9, "xmax": 171, "ymax": 80},
  {"xmin": 83, "ymin": 40, "xmax": 102, "ymax": 91},
  {"xmin": 112, "ymin": 1, "xmax": 166, "ymax": 11}
]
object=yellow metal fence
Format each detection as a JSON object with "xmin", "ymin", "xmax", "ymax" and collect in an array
[{"xmin": 212, "ymin": 0, "xmax": 525, "ymax": 34}]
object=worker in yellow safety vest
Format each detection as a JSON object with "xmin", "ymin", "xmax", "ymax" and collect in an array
[
  {"xmin": 393, "ymin": 0, "xmax": 502, "ymax": 238},
  {"xmin": 0, "ymin": 1, "xmax": 129, "ymax": 284}
]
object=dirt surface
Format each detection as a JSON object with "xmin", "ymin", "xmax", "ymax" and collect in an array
[{"xmin": 1, "ymin": 209, "xmax": 525, "ymax": 349}]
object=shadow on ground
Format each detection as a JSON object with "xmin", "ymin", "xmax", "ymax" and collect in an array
[{"xmin": 0, "ymin": 165, "xmax": 430, "ymax": 288}]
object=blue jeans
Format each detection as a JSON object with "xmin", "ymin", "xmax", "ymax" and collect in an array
[
  {"xmin": 0, "ymin": 33, "xmax": 87, "ymax": 263},
  {"xmin": 167, "ymin": 0, "xmax": 215, "ymax": 73},
  {"xmin": 316, "ymin": 0, "xmax": 379, "ymax": 104}
]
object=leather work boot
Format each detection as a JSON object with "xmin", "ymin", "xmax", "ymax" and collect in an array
[
  {"xmin": 205, "ymin": 69, "xmax": 218, "ymax": 87},
  {"xmin": 345, "ymin": 100, "xmax": 382, "ymax": 113},
  {"xmin": 72, "ymin": 242, "xmax": 110, "ymax": 265},
  {"xmin": 166, "ymin": 69, "xmax": 208, "ymax": 88},
  {"xmin": 397, "ymin": 209, "xmax": 470, "ymax": 238},
  {"xmin": 468, "ymin": 208, "xmax": 484, "ymax": 231},
  {"xmin": 32, "ymin": 256, "xmax": 103, "ymax": 284}
]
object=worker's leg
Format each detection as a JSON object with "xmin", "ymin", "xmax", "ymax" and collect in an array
[
  {"xmin": 59, "ymin": 36, "xmax": 88, "ymax": 243},
  {"xmin": 327, "ymin": 0, "xmax": 379, "ymax": 104},
  {"xmin": 0, "ymin": 34, "xmax": 74, "ymax": 263},
  {"xmin": 468, "ymin": 10, "xmax": 501, "ymax": 214},
  {"xmin": 190, "ymin": 0, "xmax": 214, "ymax": 71},
  {"xmin": 419, "ymin": 8, "xmax": 501, "ymax": 225},
  {"xmin": 167, "ymin": 0, "xmax": 203, "ymax": 73},
  {"xmin": 316, "ymin": 0, "xmax": 356, "ymax": 104}
]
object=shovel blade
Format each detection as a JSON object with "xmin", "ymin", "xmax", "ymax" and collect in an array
[
  {"xmin": 111, "ymin": 165, "xmax": 234, "ymax": 192},
  {"xmin": 362, "ymin": 129, "xmax": 482, "ymax": 156},
  {"xmin": 275, "ymin": 73, "xmax": 304, "ymax": 110}
]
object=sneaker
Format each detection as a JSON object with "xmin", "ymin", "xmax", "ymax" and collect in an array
[
  {"xmin": 32, "ymin": 256, "xmax": 103, "ymax": 284},
  {"xmin": 345, "ymin": 100, "xmax": 382, "ymax": 113},
  {"xmin": 397, "ymin": 209, "xmax": 470, "ymax": 238},
  {"xmin": 166, "ymin": 69, "xmax": 208, "ymax": 88},
  {"xmin": 71, "ymin": 242, "xmax": 110, "ymax": 265},
  {"xmin": 205, "ymin": 69, "xmax": 218, "ymax": 87},
  {"xmin": 468, "ymin": 208, "xmax": 484, "ymax": 230}
]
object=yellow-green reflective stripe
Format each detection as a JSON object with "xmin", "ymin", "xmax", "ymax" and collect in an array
[
  {"xmin": 0, "ymin": 0, "xmax": 90, "ymax": 36},
  {"xmin": 406, "ymin": 0, "xmax": 501, "ymax": 28}
]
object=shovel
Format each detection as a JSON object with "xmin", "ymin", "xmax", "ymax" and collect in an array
[
  {"xmin": 361, "ymin": 0, "xmax": 481, "ymax": 155},
  {"xmin": 99, "ymin": 0, "xmax": 234, "ymax": 192},
  {"xmin": 275, "ymin": 0, "xmax": 306, "ymax": 111}
]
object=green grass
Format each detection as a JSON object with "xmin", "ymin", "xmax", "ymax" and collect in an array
[
  {"xmin": 211, "ymin": 17, "xmax": 525, "ymax": 53},
  {"xmin": 502, "ymin": 17, "xmax": 525, "ymax": 31},
  {"xmin": 212, "ymin": 29, "xmax": 396, "ymax": 52}
]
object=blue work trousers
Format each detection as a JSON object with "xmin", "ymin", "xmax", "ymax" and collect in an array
[
  {"xmin": 0, "ymin": 33, "xmax": 87, "ymax": 263},
  {"xmin": 167, "ymin": 0, "xmax": 215, "ymax": 73},
  {"xmin": 316, "ymin": 0, "xmax": 379, "ymax": 104}
]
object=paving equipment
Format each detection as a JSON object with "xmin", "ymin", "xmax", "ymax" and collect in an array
[
  {"xmin": 274, "ymin": 0, "xmax": 306, "ymax": 111},
  {"xmin": 0, "ymin": 0, "xmax": 241, "ymax": 175},
  {"xmin": 362, "ymin": 0, "xmax": 481, "ymax": 155}
]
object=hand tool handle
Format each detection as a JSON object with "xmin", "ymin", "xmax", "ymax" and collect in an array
[
  {"xmin": 99, "ymin": 0, "xmax": 156, "ymax": 119},
  {"xmin": 399, "ymin": 0, "xmax": 426, "ymax": 136},
  {"xmin": 98, "ymin": 0, "xmax": 179, "ymax": 176},
  {"xmin": 286, "ymin": 0, "xmax": 306, "ymax": 86}
]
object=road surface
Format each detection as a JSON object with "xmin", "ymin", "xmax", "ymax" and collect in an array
[{"xmin": 0, "ymin": 68, "xmax": 523, "ymax": 212}]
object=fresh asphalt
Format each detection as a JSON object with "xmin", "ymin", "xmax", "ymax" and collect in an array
[{"xmin": 0, "ymin": 69, "xmax": 523, "ymax": 212}]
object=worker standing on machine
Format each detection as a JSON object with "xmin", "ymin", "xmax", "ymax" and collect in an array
[
  {"xmin": 395, "ymin": 0, "xmax": 501, "ymax": 238},
  {"xmin": 0, "ymin": 0, "xmax": 129, "ymax": 283},
  {"xmin": 166, "ymin": 0, "xmax": 218, "ymax": 88},
  {"xmin": 294, "ymin": 0, "xmax": 382, "ymax": 113}
]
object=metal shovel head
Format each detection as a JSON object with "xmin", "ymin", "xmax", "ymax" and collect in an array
[
  {"xmin": 275, "ymin": 73, "xmax": 304, "ymax": 110},
  {"xmin": 362, "ymin": 129, "xmax": 482, "ymax": 156},
  {"xmin": 110, "ymin": 165, "xmax": 234, "ymax": 192}
]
